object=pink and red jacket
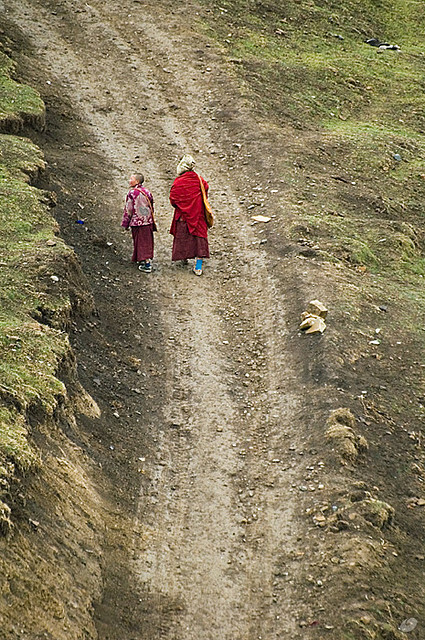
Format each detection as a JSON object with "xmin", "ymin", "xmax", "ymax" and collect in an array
[{"xmin": 121, "ymin": 185, "xmax": 154, "ymax": 228}]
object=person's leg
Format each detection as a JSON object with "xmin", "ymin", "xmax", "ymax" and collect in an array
[
  {"xmin": 136, "ymin": 226, "xmax": 154, "ymax": 272},
  {"xmin": 193, "ymin": 258, "xmax": 203, "ymax": 275}
]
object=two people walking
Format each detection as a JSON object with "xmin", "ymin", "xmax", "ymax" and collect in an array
[{"xmin": 121, "ymin": 155, "xmax": 212, "ymax": 276}]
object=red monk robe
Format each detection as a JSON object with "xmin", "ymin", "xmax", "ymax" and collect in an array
[{"xmin": 169, "ymin": 170, "xmax": 210, "ymax": 261}]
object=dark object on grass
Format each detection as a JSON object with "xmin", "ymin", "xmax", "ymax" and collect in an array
[
  {"xmin": 365, "ymin": 38, "xmax": 400, "ymax": 50},
  {"xmin": 366, "ymin": 38, "xmax": 388, "ymax": 47}
]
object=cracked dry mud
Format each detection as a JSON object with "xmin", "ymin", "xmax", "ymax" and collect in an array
[{"xmin": 4, "ymin": 0, "xmax": 341, "ymax": 638}]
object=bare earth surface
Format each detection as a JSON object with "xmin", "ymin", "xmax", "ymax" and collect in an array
[{"xmin": 4, "ymin": 0, "xmax": 425, "ymax": 639}]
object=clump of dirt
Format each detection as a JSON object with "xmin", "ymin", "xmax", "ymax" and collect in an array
[{"xmin": 326, "ymin": 407, "xmax": 369, "ymax": 464}]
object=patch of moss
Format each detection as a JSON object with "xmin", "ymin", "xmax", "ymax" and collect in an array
[
  {"xmin": 357, "ymin": 498, "xmax": 395, "ymax": 529},
  {"xmin": 0, "ymin": 51, "xmax": 44, "ymax": 126},
  {"xmin": 0, "ymin": 322, "xmax": 68, "ymax": 415}
]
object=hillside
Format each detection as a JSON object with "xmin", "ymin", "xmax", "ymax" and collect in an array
[{"xmin": 0, "ymin": 0, "xmax": 424, "ymax": 639}]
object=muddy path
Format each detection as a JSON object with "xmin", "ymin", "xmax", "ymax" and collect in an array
[{"xmin": 4, "ymin": 0, "xmax": 334, "ymax": 637}]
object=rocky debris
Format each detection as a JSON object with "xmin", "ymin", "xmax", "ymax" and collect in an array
[
  {"xmin": 251, "ymin": 215, "xmax": 271, "ymax": 223},
  {"xmin": 312, "ymin": 479, "xmax": 395, "ymax": 537},
  {"xmin": 325, "ymin": 408, "xmax": 368, "ymax": 463},
  {"xmin": 29, "ymin": 518, "xmax": 39, "ymax": 531},
  {"xmin": 407, "ymin": 496, "xmax": 425, "ymax": 508},
  {"xmin": 300, "ymin": 299, "xmax": 328, "ymax": 334},
  {"xmin": 300, "ymin": 315, "xmax": 326, "ymax": 334}
]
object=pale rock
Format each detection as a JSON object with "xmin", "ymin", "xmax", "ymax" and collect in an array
[
  {"xmin": 307, "ymin": 299, "xmax": 328, "ymax": 318},
  {"xmin": 305, "ymin": 317, "xmax": 326, "ymax": 334},
  {"xmin": 299, "ymin": 315, "xmax": 316, "ymax": 330}
]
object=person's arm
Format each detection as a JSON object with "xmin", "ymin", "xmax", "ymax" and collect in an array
[{"xmin": 121, "ymin": 192, "xmax": 134, "ymax": 228}]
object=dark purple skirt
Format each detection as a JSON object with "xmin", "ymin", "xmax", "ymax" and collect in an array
[
  {"xmin": 172, "ymin": 218, "xmax": 209, "ymax": 261},
  {"xmin": 131, "ymin": 224, "xmax": 154, "ymax": 262}
]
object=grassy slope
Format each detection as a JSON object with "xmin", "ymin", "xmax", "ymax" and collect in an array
[
  {"xmin": 0, "ymin": 53, "xmax": 74, "ymax": 533},
  {"xmin": 200, "ymin": 0, "xmax": 425, "ymax": 272},
  {"xmin": 198, "ymin": 0, "xmax": 425, "ymax": 412},
  {"xmin": 199, "ymin": 0, "xmax": 425, "ymax": 394},
  {"xmin": 198, "ymin": 1, "xmax": 425, "ymax": 638},
  {"xmin": 0, "ymin": 49, "xmax": 45, "ymax": 131}
]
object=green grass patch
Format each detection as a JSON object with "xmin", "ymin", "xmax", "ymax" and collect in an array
[
  {"xmin": 226, "ymin": 23, "xmax": 425, "ymax": 129},
  {"xmin": 0, "ymin": 406, "xmax": 41, "ymax": 474},
  {"xmin": 0, "ymin": 321, "xmax": 68, "ymax": 416},
  {"xmin": 200, "ymin": 0, "xmax": 425, "ymax": 132},
  {"xmin": 199, "ymin": 0, "xmax": 425, "ymax": 286},
  {"xmin": 0, "ymin": 141, "xmax": 71, "ymax": 515},
  {"xmin": 0, "ymin": 51, "xmax": 44, "ymax": 125},
  {"xmin": 0, "ymin": 133, "xmax": 45, "ymax": 178},
  {"xmin": 0, "ymin": 53, "xmax": 76, "ymax": 521},
  {"xmin": 295, "ymin": 211, "xmax": 421, "ymax": 272}
]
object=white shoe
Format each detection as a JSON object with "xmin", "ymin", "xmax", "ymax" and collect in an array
[{"xmin": 192, "ymin": 266, "xmax": 202, "ymax": 276}]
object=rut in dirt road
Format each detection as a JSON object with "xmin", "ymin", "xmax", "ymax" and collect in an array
[
  {"xmin": 132, "ymin": 262, "xmax": 303, "ymax": 640},
  {"xmin": 6, "ymin": 0, "xmax": 318, "ymax": 637}
]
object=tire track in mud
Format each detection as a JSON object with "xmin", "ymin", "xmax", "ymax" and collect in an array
[{"xmin": 5, "ymin": 0, "xmax": 312, "ymax": 637}]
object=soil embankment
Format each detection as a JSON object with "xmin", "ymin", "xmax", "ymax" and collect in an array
[{"xmin": 1, "ymin": 0, "xmax": 425, "ymax": 639}]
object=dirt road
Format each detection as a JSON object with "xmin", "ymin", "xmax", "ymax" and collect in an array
[{"xmin": 5, "ymin": 0, "xmax": 331, "ymax": 637}]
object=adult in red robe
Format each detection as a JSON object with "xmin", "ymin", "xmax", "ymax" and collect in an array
[{"xmin": 169, "ymin": 155, "xmax": 210, "ymax": 274}]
